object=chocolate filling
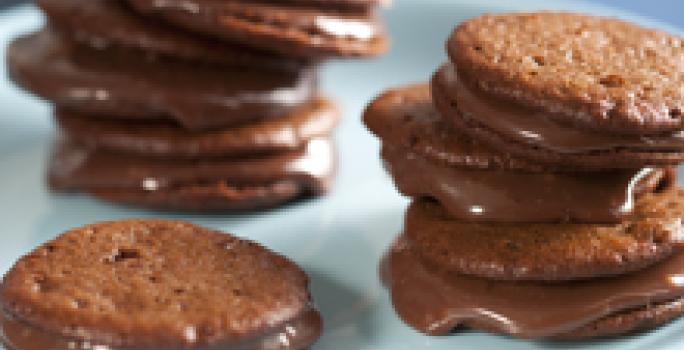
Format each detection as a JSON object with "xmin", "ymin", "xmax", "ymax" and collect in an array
[
  {"xmin": 49, "ymin": 138, "xmax": 335, "ymax": 196},
  {"xmin": 7, "ymin": 30, "xmax": 317, "ymax": 131},
  {"xmin": 435, "ymin": 63, "xmax": 684, "ymax": 154},
  {"xmin": 383, "ymin": 145, "xmax": 674, "ymax": 223}
]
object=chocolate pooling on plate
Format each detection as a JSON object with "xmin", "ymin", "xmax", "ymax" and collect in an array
[{"xmin": 384, "ymin": 236, "xmax": 684, "ymax": 338}]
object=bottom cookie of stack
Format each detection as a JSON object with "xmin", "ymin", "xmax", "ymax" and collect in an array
[{"xmin": 383, "ymin": 194, "xmax": 684, "ymax": 339}]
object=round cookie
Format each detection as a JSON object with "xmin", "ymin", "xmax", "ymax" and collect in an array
[
  {"xmin": 448, "ymin": 12, "xmax": 684, "ymax": 134},
  {"xmin": 384, "ymin": 234, "xmax": 684, "ymax": 339},
  {"xmin": 55, "ymin": 98, "xmax": 339, "ymax": 157},
  {"xmin": 37, "ymin": 0, "xmax": 307, "ymax": 70},
  {"xmin": 7, "ymin": 30, "xmax": 318, "ymax": 131},
  {"xmin": 126, "ymin": 0, "xmax": 388, "ymax": 58},
  {"xmin": 0, "ymin": 220, "xmax": 322, "ymax": 349},
  {"xmin": 406, "ymin": 187, "xmax": 684, "ymax": 281},
  {"xmin": 432, "ymin": 63, "xmax": 684, "ymax": 169},
  {"xmin": 48, "ymin": 138, "xmax": 336, "ymax": 211}
]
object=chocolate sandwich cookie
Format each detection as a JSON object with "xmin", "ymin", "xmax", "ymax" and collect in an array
[
  {"xmin": 48, "ymin": 138, "xmax": 335, "ymax": 210},
  {"xmin": 364, "ymin": 84, "xmax": 675, "ymax": 223},
  {"xmin": 384, "ymin": 208, "xmax": 684, "ymax": 339},
  {"xmin": 0, "ymin": 220, "xmax": 322, "ymax": 350},
  {"xmin": 405, "ymin": 194, "xmax": 684, "ymax": 281},
  {"xmin": 435, "ymin": 12, "xmax": 684, "ymax": 169},
  {"xmin": 8, "ymin": 30, "xmax": 317, "ymax": 131},
  {"xmin": 126, "ymin": 0, "xmax": 388, "ymax": 58},
  {"xmin": 37, "ymin": 0, "xmax": 307, "ymax": 70},
  {"xmin": 56, "ymin": 97, "xmax": 339, "ymax": 157}
]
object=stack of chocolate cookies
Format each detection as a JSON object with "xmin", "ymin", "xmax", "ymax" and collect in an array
[
  {"xmin": 7, "ymin": 0, "xmax": 388, "ymax": 210},
  {"xmin": 365, "ymin": 12, "xmax": 684, "ymax": 339}
]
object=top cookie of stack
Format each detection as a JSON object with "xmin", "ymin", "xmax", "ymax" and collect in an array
[
  {"xmin": 440, "ymin": 12, "xmax": 684, "ymax": 170},
  {"xmin": 365, "ymin": 12, "xmax": 684, "ymax": 340},
  {"xmin": 8, "ymin": 0, "xmax": 388, "ymax": 211}
]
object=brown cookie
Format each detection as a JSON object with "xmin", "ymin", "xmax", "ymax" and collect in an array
[
  {"xmin": 126, "ymin": 0, "xmax": 388, "ymax": 58},
  {"xmin": 432, "ymin": 63, "xmax": 684, "ymax": 169},
  {"xmin": 37, "ymin": 0, "xmax": 307, "ymax": 70},
  {"xmin": 55, "ymin": 97, "xmax": 339, "ymax": 157},
  {"xmin": 383, "ymin": 231, "xmax": 684, "ymax": 339},
  {"xmin": 48, "ymin": 138, "xmax": 335, "ymax": 211},
  {"xmin": 364, "ymin": 83, "xmax": 676, "ymax": 223},
  {"xmin": 8, "ymin": 30, "xmax": 318, "ymax": 131},
  {"xmin": 406, "ymin": 189, "xmax": 684, "ymax": 281},
  {"xmin": 0, "ymin": 220, "xmax": 322, "ymax": 349},
  {"xmin": 448, "ymin": 12, "xmax": 684, "ymax": 135}
]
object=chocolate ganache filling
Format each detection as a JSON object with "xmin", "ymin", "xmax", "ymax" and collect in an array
[
  {"xmin": 436, "ymin": 63, "xmax": 684, "ymax": 153},
  {"xmin": 383, "ymin": 145, "xmax": 674, "ymax": 223},
  {"xmin": 49, "ymin": 138, "xmax": 334, "ymax": 194}
]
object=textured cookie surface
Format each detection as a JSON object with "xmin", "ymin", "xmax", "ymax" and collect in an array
[
  {"xmin": 56, "ymin": 98, "xmax": 339, "ymax": 157},
  {"xmin": 127, "ymin": 0, "xmax": 388, "ymax": 58},
  {"xmin": 363, "ymin": 83, "xmax": 544, "ymax": 171},
  {"xmin": 407, "ymin": 188, "xmax": 684, "ymax": 281},
  {"xmin": 449, "ymin": 12, "xmax": 684, "ymax": 134},
  {"xmin": 1, "ymin": 220, "xmax": 318, "ymax": 347},
  {"xmin": 37, "ymin": 0, "xmax": 306, "ymax": 70}
]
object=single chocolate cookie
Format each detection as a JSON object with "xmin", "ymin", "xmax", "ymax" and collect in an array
[
  {"xmin": 432, "ymin": 63, "xmax": 684, "ymax": 169},
  {"xmin": 55, "ymin": 97, "xmax": 339, "ymax": 157},
  {"xmin": 406, "ymin": 189, "xmax": 684, "ymax": 281},
  {"xmin": 8, "ymin": 30, "xmax": 317, "ymax": 131},
  {"xmin": 364, "ymin": 84, "xmax": 675, "ymax": 223},
  {"xmin": 126, "ymin": 0, "xmax": 388, "ymax": 58},
  {"xmin": 48, "ymin": 138, "xmax": 335, "ymax": 211},
  {"xmin": 37, "ymin": 0, "xmax": 307, "ymax": 70},
  {"xmin": 384, "ymin": 232, "xmax": 684, "ymax": 339},
  {"xmin": 0, "ymin": 220, "xmax": 322, "ymax": 349},
  {"xmin": 448, "ymin": 12, "xmax": 684, "ymax": 134}
]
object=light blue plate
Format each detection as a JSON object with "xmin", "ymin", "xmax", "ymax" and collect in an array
[{"xmin": 1, "ymin": 1, "xmax": 683, "ymax": 349}]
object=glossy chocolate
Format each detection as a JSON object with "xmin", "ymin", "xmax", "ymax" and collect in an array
[
  {"xmin": 383, "ymin": 145, "xmax": 673, "ymax": 223},
  {"xmin": 126, "ymin": 0, "xmax": 387, "ymax": 57},
  {"xmin": 49, "ymin": 138, "xmax": 335, "ymax": 195},
  {"xmin": 1, "ymin": 307, "xmax": 321, "ymax": 350},
  {"xmin": 385, "ymin": 237, "xmax": 684, "ymax": 338},
  {"xmin": 55, "ymin": 97, "xmax": 339, "ymax": 157},
  {"xmin": 7, "ymin": 30, "xmax": 317, "ymax": 131},
  {"xmin": 435, "ymin": 64, "xmax": 684, "ymax": 153}
]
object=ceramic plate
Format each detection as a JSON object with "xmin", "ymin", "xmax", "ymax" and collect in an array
[{"xmin": 1, "ymin": 1, "xmax": 683, "ymax": 349}]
